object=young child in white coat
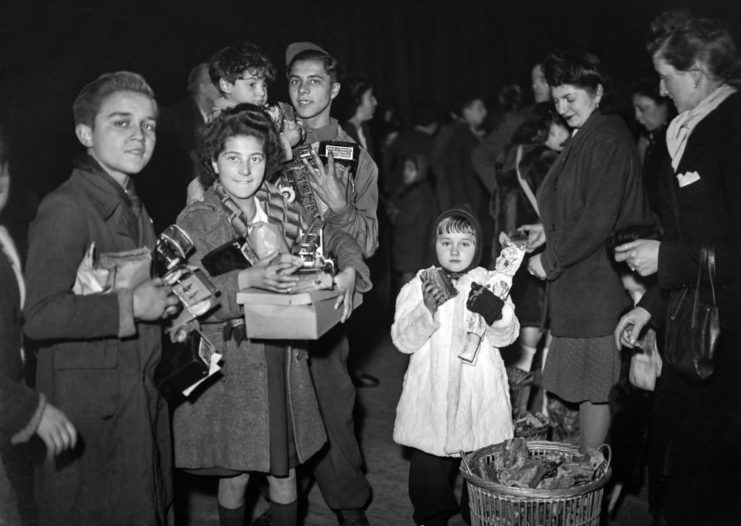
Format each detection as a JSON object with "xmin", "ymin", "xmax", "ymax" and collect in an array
[{"xmin": 392, "ymin": 207, "xmax": 518, "ymax": 526}]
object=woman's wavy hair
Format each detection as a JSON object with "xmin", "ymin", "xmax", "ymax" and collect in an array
[
  {"xmin": 648, "ymin": 10, "xmax": 741, "ymax": 87},
  {"xmin": 197, "ymin": 103, "xmax": 283, "ymax": 188},
  {"xmin": 543, "ymin": 52, "xmax": 608, "ymax": 95}
]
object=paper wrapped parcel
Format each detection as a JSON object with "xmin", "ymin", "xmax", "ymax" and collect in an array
[{"xmin": 458, "ymin": 233, "xmax": 527, "ymax": 364}]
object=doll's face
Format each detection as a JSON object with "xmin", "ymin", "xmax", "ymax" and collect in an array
[
  {"xmin": 211, "ymin": 134, "xmax": 266, "ymax": 204},
  {"xmin": 436, "ymin": 231, "xmax": 476, "ymax": 274}
]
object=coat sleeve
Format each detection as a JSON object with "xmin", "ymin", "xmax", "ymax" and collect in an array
[
  {"xmin": 24, "ymin": 192, "xmax": 135, "ymax": 341},
  {"xmin": 0, "ymin": 375, "xmax": 43, "ymax": 440},
  {"xmin": 391, "ymin": 276, "xmax": 440, "ymax": 354},
  {"xmin": 540, "ymin": 130, "xmax": 642, "ymax": 280},
  {"xmin": 483, "ymin": 296, "xmax": 520, "ymax": 348},
  {"xmin": 324, "ymin": 149, "xmax": 379, "ymax": 259},
  {"xmin": 323, "ymin": 223, "xmax": 371, "ymax": 293}
]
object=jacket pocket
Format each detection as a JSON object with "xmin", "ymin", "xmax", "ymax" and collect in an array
[
  {"xmin": 52, "ymin": 340, "xmax": 120, "ymax": 419},
  {"xmin": 53, "ymin": 339, "xmax": 119, "ymax": 370}
]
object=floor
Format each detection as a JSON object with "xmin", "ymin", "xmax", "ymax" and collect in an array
[{"xmin": 176, "ymin": 305, "xmax": 655, "ymax": 526}]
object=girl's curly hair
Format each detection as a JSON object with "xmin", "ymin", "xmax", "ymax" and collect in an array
[{"xmin": 197, "ymin": 103, "xmax": 283, "ymax": 188}]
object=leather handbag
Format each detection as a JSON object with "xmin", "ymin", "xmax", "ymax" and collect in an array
[{"xmin": 664, "ymin": 246, "xmax": 721, "ymax": 382}]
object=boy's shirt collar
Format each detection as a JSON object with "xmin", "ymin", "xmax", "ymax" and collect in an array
[{"xmin": 303, "ymin": 117, "xmax": 340, "ymax": 144}]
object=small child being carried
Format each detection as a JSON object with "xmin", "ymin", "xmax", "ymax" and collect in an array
[{"xmin": 391, "ymin": 207, "xmax": 521, "ymax": 526}]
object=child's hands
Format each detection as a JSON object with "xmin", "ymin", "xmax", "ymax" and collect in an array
[
  {"xmin": 304, "ymin": 151, "xmax": 349, "ymax": 214},
  {"xmin": 466, "ymin": 282, "xmax": 504, "ymax": 325},
  {"xmin": 421, "ymin": 280, "xmax": 440, "ymax": 314},
  {"xmin": 35, "ymin": 403, "xmax": 77, "ymax": 459},
  {"xmin": 238, "ymin": 252, "xmax": 302, "ymax": 292},
  {"xmin": 333, "ymin": 267, "xmax": 357, "ymax": 322}
]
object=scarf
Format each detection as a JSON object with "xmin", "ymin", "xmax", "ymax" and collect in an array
[{"xmin": 666, "ymin": 84, "xmax": 737, "ymax": 170}]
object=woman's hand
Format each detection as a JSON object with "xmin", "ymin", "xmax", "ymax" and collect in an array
[
  {"xmin": 238, "ymin": 252, "xmax": 302, "ymax": 292},
  {"xmin": 304, "ymin": 151, "xmax": 349, "ymax": 214},
  {"xmin": 614, "ymin": 239, "xmax": 660, "ymax": 276},
  {"xmin": 518, "ymin": 223, "xmax": 546, "ymax": 252},
  {"xmin": 614, "ymin": 306, "xmax": 652, "ymax": 349},
  {"xmin": 333, "ymin": 267, "xmax": 357, "ymax": 322},
  {"xmin": 527, "ymin": 253, "xmax": 547, "ymax": 280}
]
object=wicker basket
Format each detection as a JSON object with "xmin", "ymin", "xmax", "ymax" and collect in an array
[{"xmin": 460, "ymin": 441, "xmax": 611, "ymax": 526}]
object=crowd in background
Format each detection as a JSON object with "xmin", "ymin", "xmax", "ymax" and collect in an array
[{"xmin": 2, "ymin": 7, "xmax": 741, "ymax": 526}]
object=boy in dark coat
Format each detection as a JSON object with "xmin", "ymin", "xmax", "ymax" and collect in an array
[{"xmin": 23, "ymin": 72, "xmax": 178, "ymax": 526}]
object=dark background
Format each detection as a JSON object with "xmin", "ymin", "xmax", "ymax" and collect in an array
[{"xmin": 1, "ymin": 0, "xmax": 739, "ymax": 223}]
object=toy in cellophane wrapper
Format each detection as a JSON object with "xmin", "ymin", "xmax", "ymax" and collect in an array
[{"xmin": 458, "ymin": 232, "xmax": 527, "ymax": 365}]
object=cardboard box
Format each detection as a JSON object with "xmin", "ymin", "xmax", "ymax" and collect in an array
[{"xmin": 236, "ymin": 288, "xmax": 362, "ymax": 340}]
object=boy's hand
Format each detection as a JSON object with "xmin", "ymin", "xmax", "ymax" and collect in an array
[
  {"xmin": 36, "ymin": 403, "xmax": 77, "ymax": 459},
  {"xmin": 466, "ymin": 282, "xmax": 504, "ymax": 325},
  {"xmin": 333, "ymin": 267, "xmax": 357, "ymax": 322},
  {"xmin": 304, "ymin": 151, "xmax": 349, "ymax": 214},
  {"xmin": 133, "ymin": 278, "xmax": 179, "ymax": 320}
]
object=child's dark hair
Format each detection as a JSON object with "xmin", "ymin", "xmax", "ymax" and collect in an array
[
  {"xmin": 286, "ymin": 49, "xmax": 340, "ymax": 83},
  {"xmin": 197, "ymin": 103, "xmax": 283, "ymax": 188},
  {"xmin": 452, "ymin": 89, "xmax": 483, "ymax": 116},
  {"xmin": 510, "ymin": 102, "xmax": 566, "ymax": 146},
  {"xmin": 73, "ymin": 71, "xmax": 157, "ymax": 127},
  {"xmin": 435, "ymin": 215, "xmax": 476, "ymax": 238},
  {"xmin": 208, "ymin": 42, "xmax": 276, "ymax": 93}
]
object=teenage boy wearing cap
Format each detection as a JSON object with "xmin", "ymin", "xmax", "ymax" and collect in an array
[{"xmin": 285, "ymin": 42, "xmax": 378, "ymax": 526}]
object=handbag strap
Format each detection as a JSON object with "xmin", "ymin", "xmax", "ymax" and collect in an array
[{"xmin": 515, "ymin": 145, "xmax": 541, "ymax": 217}]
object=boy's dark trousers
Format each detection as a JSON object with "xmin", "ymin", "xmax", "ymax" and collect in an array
[
  {"xmin": 308, "ymin": 323, "xmax": 372, "ymax": 512},
  {"xmin": 409, "ymin": 449, "xmax": 470, "ymax": 526}
]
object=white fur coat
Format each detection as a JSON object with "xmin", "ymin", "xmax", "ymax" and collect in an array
[{"xmin": 392, "ymin": 266, "xmax": 518, "ymax": 457}]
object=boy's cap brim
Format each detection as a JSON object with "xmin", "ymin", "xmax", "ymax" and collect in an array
[{"xmin": 285, "ymin": 41, "xmax": 329, "ymax": 67}]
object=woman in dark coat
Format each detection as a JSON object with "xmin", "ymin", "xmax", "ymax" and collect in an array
[
  {"xmin": 23, "ymin": 72, "xmax": 178, "ymax": 526},
  {"xmin": 615, "ymin": 11, "xmax": 741, "ymax": 525},
  {"xmin": 523, "ymin": 53, "xmax": 653, "ymax": 449}
]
